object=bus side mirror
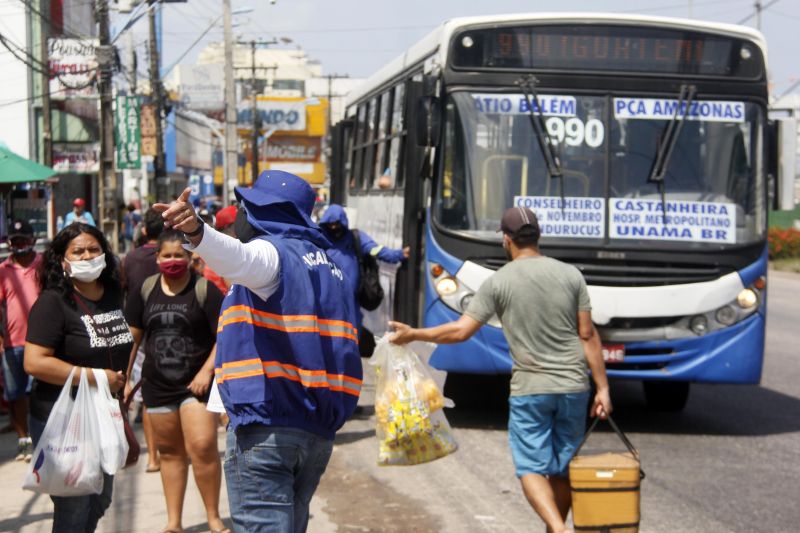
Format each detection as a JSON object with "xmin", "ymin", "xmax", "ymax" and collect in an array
[
  {"xmin": 415, "ymin": 96, "xmax": 442, "ymax": 147},
  {"xmin": 773, "ymin": 117, "xmax": 797, "ymax": 211}
]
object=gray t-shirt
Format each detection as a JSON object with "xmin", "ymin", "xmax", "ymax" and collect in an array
[{"xmin": 465, "ymin": 256, "xmax": 592, "ymax": 396}]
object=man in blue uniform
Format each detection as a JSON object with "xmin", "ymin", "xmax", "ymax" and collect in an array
[
  {"xmin": 319, "ymin": 204, "xmax": 408, "ymax": 356},
  {"xmin": 156, "ymin": 171, "xmax": 362, "ymax": 533}
]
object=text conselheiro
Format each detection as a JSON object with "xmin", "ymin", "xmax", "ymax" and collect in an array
[
  {"xmin": 613, "ymin": 98, "xmax": 745, "ymax": 123},
  {"xmin": 514, "ymin": 196, "xmax": 605, "ymax": 238},
  {"xmin": 609, "ymin": 199, "xmax": 736, "ymax": 244},
  {"xmin": 473, "ymin": 94, "xmax": 577, "ymax": 117}
]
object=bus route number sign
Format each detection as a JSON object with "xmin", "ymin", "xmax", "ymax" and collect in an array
[{"xmin": 602, "ymin": 344, "xmax": 625, "ymax": 363}]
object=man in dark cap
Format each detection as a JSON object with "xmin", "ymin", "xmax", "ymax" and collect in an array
[
  {"xmin": 155, "ymin": 170, "xmax": 362, "ymax": 533},
  {"xmin": 390, "ymin": 206, "xmax": 611, "ymax": 533},
  {"xmin": 0, "ymin": 220, "xmax": 42, "ymax": 461}
]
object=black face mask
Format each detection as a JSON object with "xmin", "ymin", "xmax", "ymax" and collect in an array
[{"xmin": 234, "ymin": 208, "xmax": 260, "ymax": 243}]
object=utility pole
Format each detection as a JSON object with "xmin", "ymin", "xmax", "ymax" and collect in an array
[
  {"xmin": 755, "ymin": 1, "xmax": 762, "ymax": 30},
  {"xmin": 39, "ymin": 0, "xmax": 52, "ymax": 168},
  {"xmin": 325, "ymin": 73, "xmax": 349, "ymax": 141},
  {"xmin": 148, "ymin": 0, "xmax": 165, "ymax": 201},
  {"xmin": 96, "ymin": 0, "xmax": 118, "ymax": 249},
  {"xmin": 223, "ymin": 0, "xmax": 236, "ymax": 206},
  {"xmin": 236, "ymin": 39, "xmax": 276, "ymax": 184}
]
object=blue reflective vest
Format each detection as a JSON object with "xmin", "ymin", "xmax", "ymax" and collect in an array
[{"xmin": 215, "ymin": 235, "xmax": 362, "ymax": 439}]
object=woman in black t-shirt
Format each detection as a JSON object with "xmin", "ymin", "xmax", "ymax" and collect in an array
[
  {"xmin": 24, "ymin": 223, "xmax": 134, "ymax": 533},
  {"xmin": 124, "ymin": 229, "xmax": 226, "ymax": 533}
]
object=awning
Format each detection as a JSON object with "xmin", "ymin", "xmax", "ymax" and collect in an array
[{"xmin": 0, "ymin": 146, "xmax": 58, "ymax": 184}]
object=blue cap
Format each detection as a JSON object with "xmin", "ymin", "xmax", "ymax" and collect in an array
[{"xmin": 234, "ymin": 170, "xmax": 316, "ymax": 227}]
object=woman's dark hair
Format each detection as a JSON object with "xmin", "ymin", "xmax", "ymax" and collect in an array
[
  {"xmin": 157, "ymin": 229, "xmax": 190, "ymax": 255},
  {"xmin": 38, "ymin": 223, "xmax": 121, "ymax": 301}
]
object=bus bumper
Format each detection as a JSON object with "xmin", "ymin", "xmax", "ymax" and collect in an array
[
  {"xmin": 426, "ymin": 298, "xmax": 764, "ymax": 384},
  {"xmin": 605, "ymin": 312, "xmax": 765, "ymax": 384}
]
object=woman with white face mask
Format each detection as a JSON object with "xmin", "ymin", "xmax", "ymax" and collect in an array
[{"xmin": 24, "ymin": 223, "xmax": 135, "ymax": 533}]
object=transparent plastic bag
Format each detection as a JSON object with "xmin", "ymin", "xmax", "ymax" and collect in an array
[
  {"xmin": 370, "ymin": 337, "xmax": 458, "ymax": 466},
  {"xmin": 23, "ymin": 368, "xmax": 104, "ymax": 496},
  {"xmin": 91, "ymin": 368, "xmax": 129, "ymax": 474}
]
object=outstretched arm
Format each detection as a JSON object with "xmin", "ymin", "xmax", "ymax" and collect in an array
[
  {"xmin": 357, "ymin": 230, "xmax": 408, "ymax": 263},
  {"xmin": 154, "ymin": 188, "xmax": 279, "ymax": 300},
  {"xmin": 389, "ymin": 315, "xmax": 482, "ymax": 345}
]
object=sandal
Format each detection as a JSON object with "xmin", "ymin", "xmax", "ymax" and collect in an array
[{"xmin": 146, "ymin": 464, "xmax": 160, "ymax": 473}]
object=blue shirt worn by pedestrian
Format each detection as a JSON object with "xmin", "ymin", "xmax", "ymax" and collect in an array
[
  {"xmin": 319, "ymin": 204, "xmax": 405, "ymax": 322},
  {"xmin": 215, "ymin": 210, "xmax": 362, "ymax": 439},
  {"xmin": 63, "ymin": 210, "xmax": 96, "ymax": 228}
]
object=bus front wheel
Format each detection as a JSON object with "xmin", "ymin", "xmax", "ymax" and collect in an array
[{"xmin": 643, "ymin": 381, "xmax": 690, "ymax": 412}]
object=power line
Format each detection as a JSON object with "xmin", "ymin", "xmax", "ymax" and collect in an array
[
  {"xmin": 0, "ymin": 86, "xmax": 71, "ymax": 108},
  {"xmin": 737, "ymin": 0, "xmax": 781, "ymax": 24}
]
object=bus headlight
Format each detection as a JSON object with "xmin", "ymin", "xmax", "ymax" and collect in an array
[
  {"xmin": 459, "ymin": 293, "xmax": 473, "ymax": 312},
  {"xmin": 435, "ymin": 277, "xmax": 458, "ymax": 297},
  {"xmin": 689, "ymin": 315, "xmax": 709, "ymax": 335},
  {"xmin": 714, "ymin": 305, "xmax": 737, "ymax": 326},
  {"xmin": 736, "ymin": 288, "xmax": 758, "ymax": 309}
]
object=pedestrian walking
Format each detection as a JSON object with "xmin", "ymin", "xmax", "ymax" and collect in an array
[
  {"xmin": 60, "ymin": 198, "xmax": 96, "ymax": 229},
  {"xmin": 0, "ymin": 220, "xmax": 42, "ymax": 461},
  {"xmin": 121, "ymin": 207, "xmax": 165, "ymax": 473},
  {"xmin": 319, "ymin": 204, "xmax": 409, "ymax": 357},
  {"xmin": 389, "ymin": 206, "xmax": 612, "ymax": 533},
  {"xmin": 155, "ymin": 170, "xmax": 362, "ymax": 533},
  {"xmin": 23, "ymin": 223, "xmax": 133, "ymax": 532},
  {"xmin": 124, "ymin": 229, "xmax": 226, "ymax": 533},
  {"xmin": 121, "ymin": 203, "xmax": 142, "ymax": 253}
]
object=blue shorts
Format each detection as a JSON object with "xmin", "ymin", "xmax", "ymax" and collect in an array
[
  {"xmin": 2, "ymin": 347, "xmax": 32, "ymax": 401},
  {"xmin": 508, "ymin": 391, "xmax": 590, "ymax": 478}
]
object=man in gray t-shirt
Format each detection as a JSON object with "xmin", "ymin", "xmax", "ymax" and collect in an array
[{"xmin": 390, "ymin": 206, "xmax": 611, "ymax": 533}]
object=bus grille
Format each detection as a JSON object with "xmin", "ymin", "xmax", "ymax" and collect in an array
[{"xmin": 473, "ymin": 257, "xmax": 727, "ymax": 286}]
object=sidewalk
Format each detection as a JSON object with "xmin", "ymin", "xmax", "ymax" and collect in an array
[{"xmin": 0, "ymin": 416, "xmax": 336, "ymax": 532}]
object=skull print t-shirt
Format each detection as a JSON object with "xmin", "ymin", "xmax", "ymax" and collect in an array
[
  {"xmin": 125, "ymin": 273, "xmax": 223, "ymax": 408},
  {"xmin": 26, "ymin": 288, "xmax": 134, "ymax": 421}
]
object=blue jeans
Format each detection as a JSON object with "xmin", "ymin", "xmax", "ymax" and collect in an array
[
  {"xmin": 3, "ymin": 346, "xmax": 32, "ymax": 401},
  {"xmin": 224, "ymin": 425, "xmax": 334, "ymax": 533},
  {"xmin": 30, "ymin": 416, "xmax": 114, "ymax": 533}
]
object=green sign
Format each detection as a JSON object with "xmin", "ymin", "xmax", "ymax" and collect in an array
[{"xmin": 115, "ymin": 95, "xmax": 141, "ymax": 170}]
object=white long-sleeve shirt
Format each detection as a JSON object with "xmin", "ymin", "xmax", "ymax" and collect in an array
[
  {"xmin": 186, "ymin": 224, "xmax": 282, "ymax": 413},
  {"xmin": 186, "ymin": 223, "xmax": 281, "ymax": 301}
]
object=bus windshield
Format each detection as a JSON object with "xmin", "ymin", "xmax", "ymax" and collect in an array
[{"xmin": 436, "ymin": 91, "xmax": 764, "ymax": 247}]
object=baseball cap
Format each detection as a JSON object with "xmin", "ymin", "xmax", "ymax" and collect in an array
[
  {"xmin": 500, "ymin": 206, "xmax": 540, "ymax": 238},
  {"xmin": 8, "ymin": 219, "xmax": 34, "ymax": 238},
  {"xmin": 73, "ymin": 198, "xmax": 85, "ymax": 207},
  {"xmin": 215, "ymin": 205, "xmax": 238, "ymax": 230},
  {"xmin": 234, "ymin": 170, "xmax": 317, "ymax": 228}
]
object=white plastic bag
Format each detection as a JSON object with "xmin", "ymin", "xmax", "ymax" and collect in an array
[
  {"xmin": 23, "ymin": 367, "xmax": 105, "ymax": 496},
  {"xmin": 370, "ymin": 336, "xmax": 458, "ymax": 466},
  {"xmin": 91, "ymin": 368, "xmax": 129, "ymax": 474}
]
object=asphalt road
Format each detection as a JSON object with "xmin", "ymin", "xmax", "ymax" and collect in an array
[{"xmin": 313, "ymin": 270, "xmax": 800, "ymax": 533}]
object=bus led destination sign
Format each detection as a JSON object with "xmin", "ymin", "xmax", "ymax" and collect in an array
[{"xmin": 453, "ymin": 25, "xmax": 762, "ymax": 78}]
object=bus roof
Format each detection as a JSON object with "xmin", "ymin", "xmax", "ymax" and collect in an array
[{"xmin": 346, "ymin": 12, "xmax": 768, "ymax": 106}]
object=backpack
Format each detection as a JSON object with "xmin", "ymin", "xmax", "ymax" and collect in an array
[
  {"xmin": 140, "ymin": 273, "xmax": 208, "ymax": 308},
  {"xmin": 352, "ymin": 229, "xmax": 384, "ymax": 311}
]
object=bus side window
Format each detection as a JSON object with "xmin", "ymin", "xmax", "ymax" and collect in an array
[
  {"xmin": 351, "ymin": 104, "xmax": 368, "ymax": 190},
  {"xmin": 373, "ymin": 89, "xmax": 393, "ymax": 189}
]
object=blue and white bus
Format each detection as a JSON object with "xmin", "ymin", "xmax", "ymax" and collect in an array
[{"xmin": 330, "ymin": 13, "xmax": 796, "ymax": 410}]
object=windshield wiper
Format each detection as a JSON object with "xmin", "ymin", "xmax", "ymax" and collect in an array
[
  {"xmin": 648, "ymin": 84, "xmax": 697, "ymax": 224},
  {"xmin": 517, "ymin": 75, "xmax": 565, "ymax": 210}
]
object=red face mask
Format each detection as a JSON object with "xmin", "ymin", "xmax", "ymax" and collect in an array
[{"xmin": 159, "ymin": 259, "xmax": 189, "ymax": 279}]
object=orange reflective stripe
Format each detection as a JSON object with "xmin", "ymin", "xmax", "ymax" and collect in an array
[
  {"xmin": 215, "ymin": 358, "xmax": 362, "ymax": 397},
  {"xmin": 217, "ymin": 305, "xmax": 358, "ymax": 342}
]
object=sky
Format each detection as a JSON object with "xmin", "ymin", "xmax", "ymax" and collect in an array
[{"xmin": 156, "ymin": 0, "xmax": 800, "ymax": 98}]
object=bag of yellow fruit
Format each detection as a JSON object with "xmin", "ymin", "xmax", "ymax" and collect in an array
[{"xmin": 370, "ymin": 336, "xmax": 457, "ymax": 466}]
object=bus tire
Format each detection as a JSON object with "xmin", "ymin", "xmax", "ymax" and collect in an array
[{"xmin": 643, "ymin": 381, "xmax": 690, "ymax": 411}]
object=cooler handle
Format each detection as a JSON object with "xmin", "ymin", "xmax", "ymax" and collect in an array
[{"xmin": 574, "ymin": 413, "xmax": 639, "ymax": 460}]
